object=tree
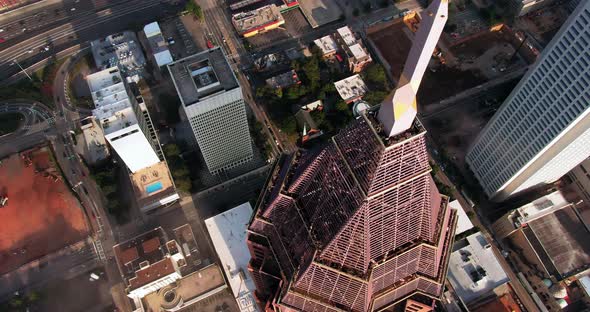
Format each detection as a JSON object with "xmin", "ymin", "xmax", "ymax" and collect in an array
[
  {"xmin": 363, "ymin": 64, "xmax": 388, "ymax": 90},
  {"xmin": 302, "ymin": 57, "xmax": 321, "ymax": 92},
  {"xmin": 353, "ymin": 8, "xmax": 360, "ymax": 17},
  {"xmin": 362, "ymin": 2, "xmax": 372, "ymax": 13},
  {"xmin": 164, "ymin": 144, "xmax": 181, "ymax": 158},
  {"xmin": 185, "ymin": 0, "xmax": 204, "ymax": 22},
  {"xmin": 363, "ymin": 90, "xmax": 389, "ymax": 105}
]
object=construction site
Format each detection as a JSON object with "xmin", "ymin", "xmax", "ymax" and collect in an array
[{"xmin": 0, "ymin": 146, "xmax": 90, "ymax": 275}]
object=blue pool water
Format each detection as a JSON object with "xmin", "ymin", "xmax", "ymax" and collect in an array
[{"xmin": 146, "ymin": 181, "xmax": 163, "ymax": 194}]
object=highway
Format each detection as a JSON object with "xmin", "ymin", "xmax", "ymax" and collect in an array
[
  {"xmin": 0, "ymin": 0, "xmax": 183, "ymax": 81},
  {"xmin": 0, "ymin": 100, "xmax": 53, "ymax": 158}
]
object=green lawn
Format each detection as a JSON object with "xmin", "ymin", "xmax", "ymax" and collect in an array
[{"xmin": 0, "ymin": 113, "xmax": 23, "ymax": 136}]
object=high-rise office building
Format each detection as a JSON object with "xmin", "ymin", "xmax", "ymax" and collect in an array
[
  {"xmin": 168, "ymin": 48, "xmax": 253, "ymax": 175},
  {"xmin": 466, "ymin": 1, "xmax": 590, "ymax": 201},
  {"xmin": 246, "ymin": 1, "xmax": 457, "ymax": 310}
]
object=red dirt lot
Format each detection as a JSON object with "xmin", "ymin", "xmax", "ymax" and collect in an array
[{"xmin": 0, "ymin": 147, "xmax": 89, "ymax": 274}]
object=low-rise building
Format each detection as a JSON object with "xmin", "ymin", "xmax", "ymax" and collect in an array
[
  {"xmin": 447, "ymin": 232, "xmax": 511, "ymax": 308},
  {"xmin": 229, "ymin": 0, "xmax": 299, "ymax": 13},
  {"xmin": 87, "ymin": 67, "xmax": 179, "ymax": 213},
  {"xmin": 232, "ymin": 5, "xmax": 284, "ymax": 37},
  {"xmin": 334, "ymin": 74, "xmax": 368, "ymax": 103},
  {"xmin": 493, "ymin": 189, "xmax": 590, "ymax": 280},
  {"xmin": 113, "ymin": 225, "xmax": 239, "ymax": 312},
  {"xmin": 143, "ymin": 22, "xmax": 173, "ymax": 67},
  {"xmin": 91, "ymin": 31, "xmax": 146, "ymax": 79},
  {"xmin": 205, "ymin": 203, "xmax": 260, "ymax": 312},
  {"xmin": 77, "ymin": 116, "xmax": 110, "ymax": 165},
  {"xmin": 313, "ymin": 35, "xmax": 338, "ymax": 58},
  {"xmin": 265, "ymin": 69, "xmax": 300, "ymax": 89},
  {"xmin": 334, "ymin": 26, "xmax": 372, "ymax": 73}
]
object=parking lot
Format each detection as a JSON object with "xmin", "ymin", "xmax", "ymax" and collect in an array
[{"xmin": 159, "ymin": 16, "xmax": 199, "ymax": 60}]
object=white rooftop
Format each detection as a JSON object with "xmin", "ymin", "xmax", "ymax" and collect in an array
[
  {"xmin": 313, "ymin": 35, "xmax": 338, "ymax": 55},
  {"xmin": 154, "ymin": 50, "xmax": 173, "ymax": 67},
  {"xmin": 449, "ymin": 200, "xmax": 474, "ymax": 236},
  {"xmin": 515, "ymin": 190, "xmax": 571, "ymax": 225},
  {"xmin": 334, "ymin": 74, "xmax": 368, "ymax": 102},
  {"xmin": 447, "ymin": 232, "xmax": 510, "ymax": 304},
  {"xmin": 105, "ymin": 124, "xmax": 160, "ymax": 173},
  {"xmin": 88, "ymin": 67, "xmax": 138, "ymax": 135},
  {"xmin": 205, "ymin": 203, "xmax": 259, "ymax": 312},
  {"xmin": 337, "ymin": 26, "xmax": 356, "ymax": 46},
  {"xmin": 143, "ymin": 21, "xmax": 161, "ymax": 38},
  {"xmin": 348, "ymin": 43, "xmax": 368, "ymax": 60}
]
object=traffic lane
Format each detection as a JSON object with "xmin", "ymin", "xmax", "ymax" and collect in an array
[
  {"xmin": 0, "ymin": 0, "xmax": 130, "ymax": 45},
  {"xmin": 0, "ymin": 1, "xmax": 181, "ymax": 80},
  {"xmin": 0, "ymin": 0, "xmax": 166, "ymax": 67}
]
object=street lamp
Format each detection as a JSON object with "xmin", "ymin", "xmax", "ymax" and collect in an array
[{"xmin": 11, "ymin": 58, "xmax": 32, "ymax": 81}]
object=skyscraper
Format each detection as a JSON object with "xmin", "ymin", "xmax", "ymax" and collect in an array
[
  {"xmin": 466, "ymin": 1, "xmax": 590, "ymax": 201},
  {"xmin": 246, "ymin": 1, "xmax": 457, "ymax": 310},
  {"xmin": 168, "ymin": 48, "xmax": 253, "ymax": 175}
]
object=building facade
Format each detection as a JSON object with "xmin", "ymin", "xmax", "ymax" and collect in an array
[
  {"xmin": 246, "ymin": 1, "xmax": 456, "ymax": 311},
  {"xmin": 466, "ymin": 1, "xmax": 590, "ymax": 200},
  {"xmin": 168, "ymin": 48, "xmax": 253, "ymax": 175}
]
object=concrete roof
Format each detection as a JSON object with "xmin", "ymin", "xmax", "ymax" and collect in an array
[
  {"xmin": 515, "ymin": 190, "xmax": 571, "ymax": 225},
  {"xmin": 167, "ymin": 48, "xmax": 239, "ymax": 107},
  {"xmin": 143, "ymin": 21, "xmax": 161, "ymax": 38},
  {"xmin": 334, "ymin": 74, "xmax": 368, "ymax": 102},
  {"xmin": 205, "ymin": 202, "xmax": 259, "ymax": 312},
  {"xmin": 313, "ymin": 35, "xmax": 338, "ymax": 55},
  {"xmin": 231, "ymin": 4, "xmax": 283, "ymax": 34},
  {"xmin": 447, "ymin": 232, "xmax": 510, "ymax": 304},
  {"xmin": 337, "ymin": 26, "xmax": 356, "ymax": 46},
  {"xmin": 154, "ymin": 50, "xmax": 173, "ymax": 67},
  {"xmin": 449, "ymin": 200, "xmax": 474, "ymax": 236},
  {"xmin": 105, "ymin": 124, "xmax": 160, "ymax": 173}
]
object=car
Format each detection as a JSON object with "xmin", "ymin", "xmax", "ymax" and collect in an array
[
  {"xmin": 26, "ymin": 49, "xmax": 33, "ymax": 54},
  {"xmin": 0, "ymin": 38, "xmax": 5, "ymax": 43},
  {"xmin": 206, "ymin": 40, "xmax": 214, "ymax": 49}
]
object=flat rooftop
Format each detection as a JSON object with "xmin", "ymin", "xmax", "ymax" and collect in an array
[
  {"xmin": 348, "ymin": 42, "xmax": 370, "ymax": 60},
  {"xmin": 90, "ymin": 31, "xmax": 146, "ymax": 76},
  {"xmin": 205, "ymin": 202, "xmax": 259, "ymax": 312},
  {"xmin": 167, "ymin": 48, "xmax": 239, "ymax": 106},
  {"xmin": 525, "ymin": 205, "xmax": 590, "ymax": 279},
  {"xmin": 449, "ymin": 200, "xmax": 474, "ymax": 236},
  {"xmin": 313, "ymin": 35, "xmax": 338, "ymax": 55},
  {"xmin": 144, "ymin": 22, "xmax": 173, "ymax": 67},
  {"xmin": 447, "ymin": 232, "xmax": 510, "ymax": 304},
  {"xmin": 515, "ymin": 190, "xmax": 572, "ymax": 225},
  {"xmin": 336, "ymin": 26, "xmax": 357, "ymax": 46},
  {"xmin": 334, "ymin": 74, "xmax": 368, "ymax": 102},
  {"xmin": 231, "ymin": 4, "xmax": 283, "ymax": 33},
  {"xmin": 87, "ymin": 67, "xmax": 138, "ymax": 135},
  {"xmin": 105, "ymin": 124, "xmax": 160, "ymax": 173},
  {"xmin": 265, "ymin": 70, "xmax": 300, "ymax": 89},
  {"xmin": 142, "ymin": 264, "xmax": 228, "ymax": 311},
  {"xmin": 130, "ymin": 161, "xmax": 178, "ymax": 208}
]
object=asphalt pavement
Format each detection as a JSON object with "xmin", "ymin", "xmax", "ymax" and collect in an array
[{"xmin": 0, "ymin": 0, "xmax": 184, "ymax": 81}]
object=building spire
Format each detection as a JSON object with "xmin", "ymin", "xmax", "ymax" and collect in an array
[{"xmin": 377, "ymin": 0, "xmax": 448, "ymax": 138}]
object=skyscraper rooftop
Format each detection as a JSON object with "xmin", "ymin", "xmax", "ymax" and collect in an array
[{"xmin": 168, "ymin": 48, "xmax": 239, "ymax": 106}]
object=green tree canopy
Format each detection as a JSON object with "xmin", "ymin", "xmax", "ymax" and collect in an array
[{"xmin": 185, "ymin": 0, "xmax": 204, "ymax": 22}]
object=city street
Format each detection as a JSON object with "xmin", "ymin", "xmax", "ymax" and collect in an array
[{"xmin": 0, "ymin": 0, "xmax": 183, "ymax": 81}]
